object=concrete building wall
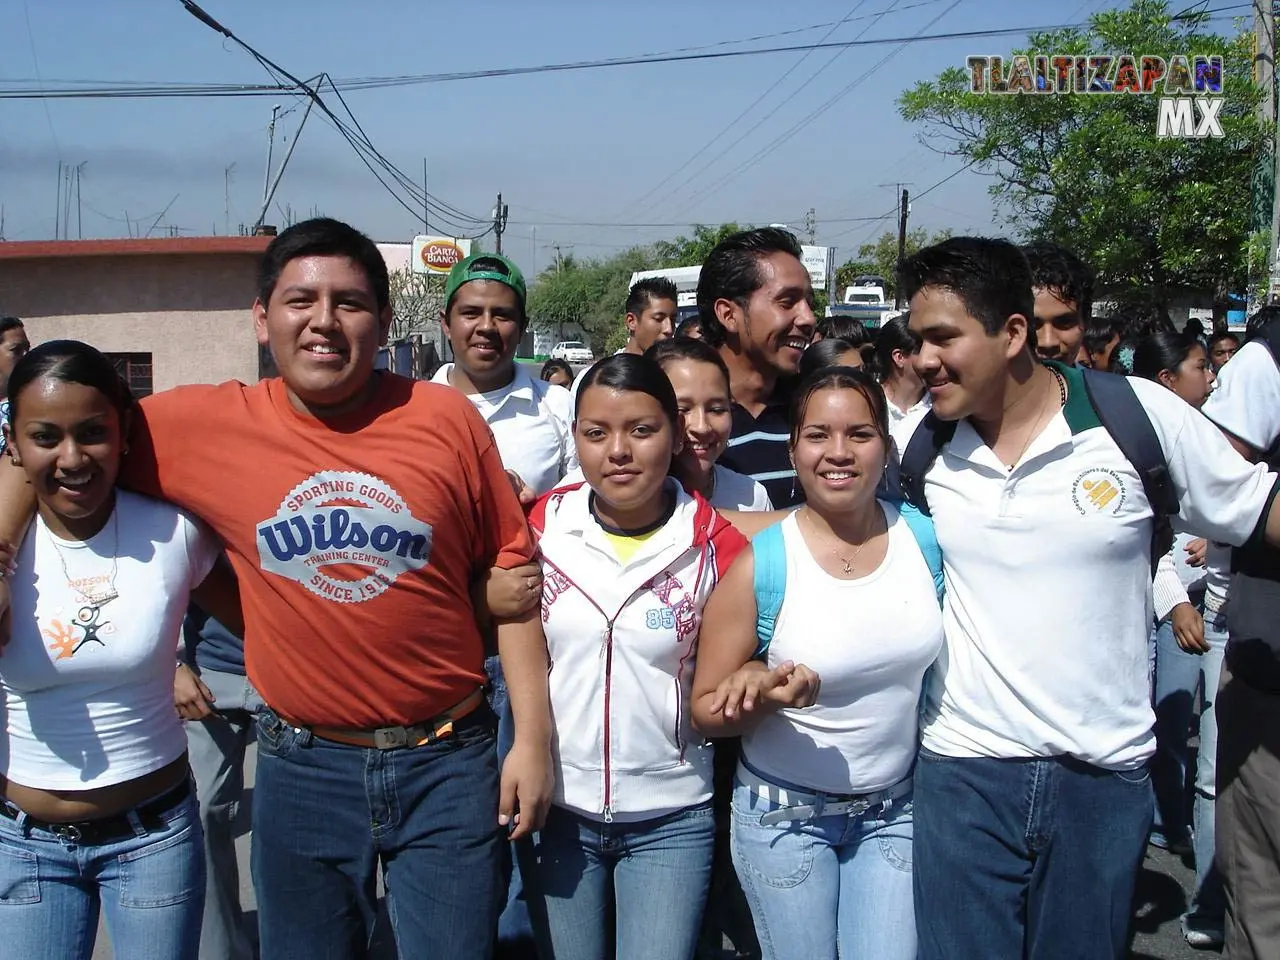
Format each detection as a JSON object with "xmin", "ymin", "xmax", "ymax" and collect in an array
[{"xmin": 0, "ymin": 251, "xmax": 262, "ymax": 391}]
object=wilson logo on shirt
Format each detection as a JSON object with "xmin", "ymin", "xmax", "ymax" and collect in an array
[
  {"xmin": 1071, "ymin": 468, "xmax": 1127, "ymax": 515},
  {"xmin": 256, "ymin": 471, "xmax": 433, "ymax": 604}
]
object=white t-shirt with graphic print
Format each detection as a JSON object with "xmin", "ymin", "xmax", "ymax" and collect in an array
[{"xmin": 0, "ymin": 491, "xmax": 219, "ymax": 789}]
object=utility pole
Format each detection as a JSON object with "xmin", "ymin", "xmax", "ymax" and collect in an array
[
  {"xmin": 895, "ymin": 188, "xmax": 911, "ymax": 310},
  {"xmin": 262, "ymin": 104, "xmax": 281, "ymax": 213},
  {"xmin": 55, "ymin": 161, "xmax": 62, "ymax": 239},
  {"xmin": 224, "ymin": 163, "xmax": 236, "ymax": 236},
  {"xmin": 805, "ymin": 207, "xmax": 817, "ymax": 244},
  {"xmin": 422, "ymin": 159, "xmax": 429, "ymax": 233},
  {"xmin": 492, "ymin": 192, "xmax": 509, "ymax": 254},
  {"xmin": 531, "ymin": 226, "xmax": 537, "ymax": 276},
  {"xmin": 1256, "ymin": 0, "xmax": 1280, "ymax": 302}
]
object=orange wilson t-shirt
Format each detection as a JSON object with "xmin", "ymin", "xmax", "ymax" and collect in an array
[{"xmin": 121, "ymin": 373, "xmax": 536, "ymax": 728}]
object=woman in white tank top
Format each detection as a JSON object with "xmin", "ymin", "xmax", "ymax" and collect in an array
[{"xmin": 691, "ymin": 366, "xmax": 943, "ymax": 960}]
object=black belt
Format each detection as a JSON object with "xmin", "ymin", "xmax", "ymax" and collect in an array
[{"xmin": 1, "ymin": 778, "xmax": 191, "ymax": 845}]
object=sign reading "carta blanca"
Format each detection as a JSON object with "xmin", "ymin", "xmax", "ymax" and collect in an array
[{"xmin": 966, "ymin": 54, "xmax": 1225, "ymax": 140}]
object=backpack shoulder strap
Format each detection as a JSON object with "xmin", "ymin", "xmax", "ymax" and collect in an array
[
  {"xmin": 751, "ymin": 521, "xmax": 788, "ymax": 659},
  {"xmin": 898, "ymin": 412, "xmax": 955, "ymax": 516},
  {"xmin": 1080, "ymin": 367, "xmax": 1177, "ymax": 571},
  {"xmin": 897, "ymin": 501, "xmax": 945, "ymax": 605}
]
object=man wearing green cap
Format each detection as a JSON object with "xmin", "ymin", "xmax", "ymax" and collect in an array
[
  {"xmin": 433, "ymin": 253, "xmax": 574, "ymax": 959},
  {"xmin": 434, "ymin": 253, "xmax": 576, "ymax": 499}
]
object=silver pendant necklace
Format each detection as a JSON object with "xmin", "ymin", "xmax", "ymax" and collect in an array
[{"xmin": 44, "ymin": 509, "xmax": 120, "ymax": 606}]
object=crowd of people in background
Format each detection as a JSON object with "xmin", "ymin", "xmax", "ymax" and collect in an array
[{"xmin": 0, "ymin": 218, "xmax": 1277, "ymax": 960}]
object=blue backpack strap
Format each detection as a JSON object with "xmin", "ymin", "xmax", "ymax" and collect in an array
[
  {"xmin": 898, "ymin": 501, "xmax": 945, "ymax": 604},
  {"xmin": 897, "ymin": 412, "xmax": 956, "ymax": 516},
  {"xmin": 751, "ymin": 521, "xmax": 788, "ymax": 659},
  {"xmin": 1080, "ymin": 366, "xmax": 1177, "ymax": 571}
]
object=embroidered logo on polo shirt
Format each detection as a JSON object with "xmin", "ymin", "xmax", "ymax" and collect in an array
[
  {"xmin": 256, "ymin": 472, "xmax": 433, "ymax": 604},
  {"xmin": 1071, "ymin": 468, "xmax": 1127, "ymax": 515}
]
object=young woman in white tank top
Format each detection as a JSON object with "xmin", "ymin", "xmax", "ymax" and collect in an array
[{"xmin": 692, "ymin": 366, "xmax": 943, "ymax": 960}]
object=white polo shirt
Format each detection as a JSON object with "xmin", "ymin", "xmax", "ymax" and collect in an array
[
  {"xmin": 888, "ymin": 391, "xmax": 932, "ymax": 452},
  {"xmin": 1203, "ymin": 339, "xmax": 1280, "ymax": 652},
  {"xmin": 921, "ymin": 364, "xmax": 1277, "ymax": 770},
  {"xmin": 431, "ymin": 362, "xmax": 576, "ymax": 497}
]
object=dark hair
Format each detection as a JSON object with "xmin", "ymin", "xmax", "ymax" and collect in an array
[
  {"xmin": 898, "ymin": 237, "xmax": 1034, "ymax": 337},
  {"xmin": 815, "ymin": 315, "xmax": 871, "ymax": 345},
  {"xmin": 1247, "ymin": 304, "xmax": 1280, "ymax": 340},
  {"xmin": 789, "ymin": 365, "xmax": 890, "ymax": 448},
  {"xmin": 1131, "ymin": 330, "xmax": 1204, "ymax": 382},
  {"xmin": 574, "ymin": 352, "xmax": 679, "ymax": 428},
  {"xmin": 1084, "ymin": 315, "xmax": 1121, "ymax": 355},
  {"xmin": 675, "ymin": 315, "xmax": 704, "ymax": 339},
  {"xmin": 696, "ymin": 227, "xmax": 805, "ymax": 347},
  {"xmin": 257, "ymin": 218, "xmax": 390, "ymax": 314},
  {"xmin": 626, "ymin": 277, "xmax": 679, "ymax": 318},
  {"xmin": 1184, "ymin": 317, "xmax": 1205, "ymax": 339},
  {"xmin": 645, "ymin": 337, "xmax": 731, "ymax": 393},
  {"xmin": 875, "ymin": 314, "xmax": 920, "ymax": 379},
  {"xmin": 0, "ymin": 317, "xmax": 25, "ymax": 338},
  {"xmin": 1208, "ymin": 330, "xmax": 1240, "ymax": 351},
  {"xmin": 799, "ymin": 337, "xmax": 867, "ymax": 382},
  {"xmin": 1021, "ymin": 241, "xmax": 1094, "ymax": 321},
  {"xmin": 540, "ymin": 358, "xmax": 574, "ymax": 382},
  {"xmin": 8, "ymin": 340, "xmax": 135, "ymax": 421}
]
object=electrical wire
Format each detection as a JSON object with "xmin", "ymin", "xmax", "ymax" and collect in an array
[
  {"xmin": 675, "ymin": 0, "xmax": 962, "ymax": 218},
  {"xmin": 613, "ymin": 0, "xmax": 876, "ymax": 222},
  {"xmin": 4, "ymin": 14, "xmax": 1233, "ymax": 100}
]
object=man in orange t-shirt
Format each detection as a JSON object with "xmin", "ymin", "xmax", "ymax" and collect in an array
[{"xmin": 106, "ymin": 219, "xmax": 550, "ymax": 959}]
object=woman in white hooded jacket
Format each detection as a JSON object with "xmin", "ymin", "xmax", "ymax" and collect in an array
[{"xmin": 517, "ymin": 353, "xmax": 753, "ymax": 960}]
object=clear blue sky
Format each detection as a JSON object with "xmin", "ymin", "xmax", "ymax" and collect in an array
[{"xmin": 0, "ymin": 0, "xmax": 1250, "ymax": 276}]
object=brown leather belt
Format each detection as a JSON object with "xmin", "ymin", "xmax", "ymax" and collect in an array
[{"xmin": 287, "ymin": 688, "xmax": 486, "ymax": 751}]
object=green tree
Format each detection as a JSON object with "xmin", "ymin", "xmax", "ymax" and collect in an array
[
  {"xmin": 897, "ymin": 0, "xmax": 1266, "ymax": 306},
  {"xmin": 835, "ymin": 228, "xmax": 954, "ymax": 299},
  {"xmin": 652, "ymin": 223, "xmax": 747, "ymax": 267}
]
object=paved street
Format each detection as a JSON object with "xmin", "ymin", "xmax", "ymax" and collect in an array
[{"xmin": 90, "ymin": 742, "xmax": 1217, "ymax": 959}]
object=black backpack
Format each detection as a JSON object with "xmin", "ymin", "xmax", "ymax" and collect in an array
[
  {"xmin": 1230, "ymin": 319, "xmax": 1280, "ymax": 583},
  {"xmin": 899, "ymin": 366, "xmax": 1178, "ymax": 573}
]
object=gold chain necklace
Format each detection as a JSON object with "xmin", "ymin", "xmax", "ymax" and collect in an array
[
  {"xmin": 1004, "ymin": 369, "xmax": 1068, "ymax": 471},
  {"xmin": 801, "ymin": 507, "xmax": 881, "ymax": 575}
]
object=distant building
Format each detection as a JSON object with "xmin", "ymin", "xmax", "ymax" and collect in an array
[{"xmin": 0, "ymin": 236, "xmax": 273, "ymax": 394}]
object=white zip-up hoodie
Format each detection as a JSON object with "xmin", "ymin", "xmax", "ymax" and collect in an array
[{"xmin": 530, "ymin": 480, "xmax": 747, "ymax": 823}]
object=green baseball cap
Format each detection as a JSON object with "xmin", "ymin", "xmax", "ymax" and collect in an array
[{"xmin": 444, "ymin": 253, "xmax": 527, "ymax": 311}]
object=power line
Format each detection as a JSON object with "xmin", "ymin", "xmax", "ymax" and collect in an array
[
  {"xmin": 5, "ymin": 14, "xmax": 1238, "ymax": 100},
  {"xmin": 614, "ymin": 0, "xmax": 877, "ymax": 222},
  {"xmin": 21, "ymin": 0, "xmax": 60, "ymax": 159},
  {"xmin": 677, "ymin": 0, "xmax": 962, "ymax": 216}
]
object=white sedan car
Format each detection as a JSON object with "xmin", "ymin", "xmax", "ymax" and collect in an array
[{"xmin": 550, "ymin": 341, "xmax": 594, "ymax": 364}]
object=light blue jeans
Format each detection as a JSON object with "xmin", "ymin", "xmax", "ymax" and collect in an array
[
  {"xmin": 0, "ymin": 787, "xmax": 204, "ymax": 960},
  {"xmin": 1189, "ymin": 605, "xmax": 1228, "ymax": 925},
  {"xmin": 518, "ymin": 800, "xmax": 716, "ymax": 960},
  {"xmin": 730, "ymin": 772, "xmax": 916, "ymax": 960},
  {"xmin": 185, "ymin": 666, "xmax": 264, "ymax": 960}
]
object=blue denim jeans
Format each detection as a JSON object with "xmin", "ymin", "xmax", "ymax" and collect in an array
[
  {"xmin": 1188, "ymin": 605, "xmax": 1228, "ymax": 925},
  {"xmin": 185, "ymin": 666, "xmax": 264, "ymax": 960},
  {"xmin": 1151, "ymin": 616, "xmax": 1198, "ymax": 846},
  {"xmin": 0, "ymin": 786, "xmax": 204, "ymax": 960},
  {"xmin": 251, "ymin": 702, "xmax": 503, "ymax": 960},
  {"xmin": 517, "ymin": 801, "xmax": 716, "ymax": 960},
  {"xmin": 914, "ymin": 749, "xmax": 1151, "ymax": 960},
  {"xmin": 729, "ymin": 774, "xmax": 915, "ymax": 960},
  {"xmin": 486, "ymin": 654, "xmax": 535, "ymax": 956}
]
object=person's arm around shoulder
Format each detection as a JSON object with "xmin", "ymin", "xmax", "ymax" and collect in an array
[
  {"xmin": 691, "ymin": 547, "xmax": 819, "ymax": 738},
  {"xmin": 466, "ymin": 410, "xmax": 553, "ymax": 839},
  {"xmin": 0, "ymin": 450, "xmax": 36, "ymax": 637}
]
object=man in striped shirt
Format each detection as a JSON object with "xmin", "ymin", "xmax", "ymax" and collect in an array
[{"xmin": 694, "ymin": 228, "xmax": 816, "ymax": 508}]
